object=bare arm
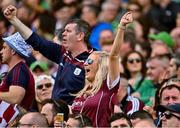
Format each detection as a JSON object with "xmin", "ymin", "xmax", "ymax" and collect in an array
[
  {"xmin": 3, "ymin": 5, "xmax": 32, "ymax": 39},
  {"xmin": 0, "ymin": 86, "xmax": 25, "ymax": 104},
  {"xmin": 109, "ymin": 12, "xmax": 133, "ymax": 84}
]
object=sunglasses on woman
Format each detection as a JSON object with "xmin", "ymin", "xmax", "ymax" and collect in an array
[
  {"xmin": 85, "ymin": 58, "xmax": 94, "ymax": 65},
  {"xmin": 162, "ymin": 111, "xmax": 180, "ymax": 120},
  {"xmin": 36, "ymin": 83, "xmax": 52, "ymax": 90},
  {"xmin": 127, "ymin": 58, "xmax": 141, "ymax": 64}
]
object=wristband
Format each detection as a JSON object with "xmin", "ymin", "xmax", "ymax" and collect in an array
[{"xmin": 118, "ymin": 24, "xmax": 126, "ymax": 30}]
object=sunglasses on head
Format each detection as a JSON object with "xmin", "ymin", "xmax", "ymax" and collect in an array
[
  {"xmin": 36, "ymin": 83, "xmax": 52, "ymax": 90},
  {"xmin": 162, "ymin": 111, "xmax": 180, "ymax": 120},
  {"xmin": 85, "ymin": 58, "xmax": 94, "ymax": 65},
  {"xmin": 127, "ymin": 58, "xmax": 141, "ymax": 64}
]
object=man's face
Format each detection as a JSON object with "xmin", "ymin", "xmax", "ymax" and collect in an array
[
  {"xmin": 111, "ymin": 119, "xmax": 131, "ymax": 128},
  {"xmin": 146, "ymin": 59, "xmax": 164, "ymax": 83},
  {"xmin": 41, "ymin": 103, "xmax": 54, "ymax": 126},
  {"xmin": 161, "ymin": 87, "xmax": 180, "ymax": 105},
  {"xmin": 62, "ymin": 23, "xmax": 79, "ymax": 51},
  {"xmin": 0, "ymin": 43, "xmax": 12, "ymax": 64},
  {"xmin": 151, "ymin": 43, "xmax": 169, "ymax": 57},
  {"xmin": 18, "ymin": 114, "xmax": 34, "ymax": 128},
  {"xmin": 161, "ymin": 111, "xmax": 180, "ymax": 128},
  {"xmin": 65, "ymin": 118, "xmax": 80, "ymax": 128},
  {"xmin": 100, "ymin": 30, "xmax": 114, "ymax": 45}
]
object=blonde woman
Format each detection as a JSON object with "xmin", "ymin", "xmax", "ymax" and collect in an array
[{"xmin": 71, "ymin": 12, "xmax": 133, "ymax": 127}]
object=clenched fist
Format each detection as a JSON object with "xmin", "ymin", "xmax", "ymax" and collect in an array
[
  {"xmin": 3, "ymin": 5, "xmax": 17, "ymax": 20},
  {"xmin": 120, "ymin": 12, "xmax": 133, "ymax": 27}
]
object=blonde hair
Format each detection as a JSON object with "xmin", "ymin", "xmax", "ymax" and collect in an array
[{"xmin": 74, "ymin": 51, "xmax": 109, "ymax": 97}]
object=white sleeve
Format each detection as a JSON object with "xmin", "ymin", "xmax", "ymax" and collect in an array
[{"xmin": 107, "ymin": 74, "xmax": 120, "ymax": 90}]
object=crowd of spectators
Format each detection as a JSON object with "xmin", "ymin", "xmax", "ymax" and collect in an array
[{"xmin": 0, "ymin": 0, "xmax": 180, "ymax": 127}]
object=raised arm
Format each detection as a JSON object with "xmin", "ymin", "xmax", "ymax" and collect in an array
[
  {"xmin": 109, "ymin": 12, "xmax": 133, "ymax": 83},
  {"xmin": 3, "ymin": 5, "xmax": 32, "ymax": 39}
]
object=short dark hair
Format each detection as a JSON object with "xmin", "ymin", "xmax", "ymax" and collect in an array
[
  {"xmin": 130, "ymin": 110, "xmax": 153, "ymax": 120},
  {"xmin": 109, "ymin": 113, "xmax": 132, "ymax": 127},
  {"xmin": 65, "ymin": 19, "xmax": 91, "ymax": 46},
  {"xmin": 160, "ymin": 84, "xmax": 180, "ymax": 101},
  {"xmin": 42, "ymin": 99, "xmax": 69, "ymax": 121}
]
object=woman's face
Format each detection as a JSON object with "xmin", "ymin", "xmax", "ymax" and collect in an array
[
  {"xmin": 35, "ymin": 79, "xmax": 53, "ymax": 102},
  {"xmin": 84, "ymin": 53, "xmax": 99, "ymax": 82},
  {"xmin": 127, "ymin": 53, "xmax": 142, "ymax": 73}
]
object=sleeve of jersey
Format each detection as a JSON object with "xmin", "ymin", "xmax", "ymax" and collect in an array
[
  {"xmin": 9, "ymin": 65, "xmax": 29, "ymax": 90},
  {"xmin": 107, "ymin": 74, "xmax": 120, "ymax": 90},
  {"xmin": 26, "ymin": 32, "xmax": 66, "ymax": 63}
]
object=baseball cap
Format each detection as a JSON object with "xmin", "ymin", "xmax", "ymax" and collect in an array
[
  {"xmin": 148, "ymin": 32, "xmax": 175, "ymax": 48},
  {"xmin": 2, "ymin": 32, "xmax": 32, "ymax": 58},
  {"xmin": 158, "ymin": 103, "xmax": 180, "ymax": 114},
  {"xmin": 30, "ymin": 61, "xmax": 48, "ymax": 72}
]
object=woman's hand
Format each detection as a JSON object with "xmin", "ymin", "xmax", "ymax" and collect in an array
[{"xmin": 120, "ymin": 12, "xmax": 133, "ymax": 27}]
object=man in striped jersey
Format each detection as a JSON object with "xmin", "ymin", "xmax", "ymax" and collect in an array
[
  {"xmin": 0, "ymin": 32, "xmax": 35, "ymax": 110},
  {"xmin": 4, "ymin": 5, "xmax": 94, "ymax": 105}
]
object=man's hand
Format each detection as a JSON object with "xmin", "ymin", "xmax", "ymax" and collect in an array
[
  {"xmin": 3, "ymin": 5, "xmax": 17, "ymax": 20},
  {"xmin": 3, "ymin": 5, "xmax": 32, "ymax": 39}
]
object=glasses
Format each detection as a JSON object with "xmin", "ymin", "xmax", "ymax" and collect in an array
[
  {"xmin": 161, "ymin": 111, "xmax": 180, "ymax": 120},
  {"xmin": 127, "ymin": 58, "xmax": 141, "ymax": 64},
  {"xmin": 85, "ymin": 58, "xmax": 94, "ymax": 65},
  {"xmin": 36, "ymin": 83, "xmax": 52, "ymax": 90}
]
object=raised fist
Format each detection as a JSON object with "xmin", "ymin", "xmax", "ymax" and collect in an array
[
  {"xmin": 120, "ymin": 12, "xmax": 133, "ymax": 26},
  {"xmin": 3, "ymin": 5, "xmax": 17, "ymax": 20}
]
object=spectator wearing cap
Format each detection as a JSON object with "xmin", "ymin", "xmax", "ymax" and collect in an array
[
  {"xmin": 81, "ymin": 4, "xmax": 113, "ymax": 50},
  {"xmin": 0, "ymin": 32, "xmax": 35, "ymax": 110},
  {"xmin": 158, "ymin": 103, "xmax": 180, "ymax": 128},
  {"xmin": 30, "ymin": 60, "xmax": 48, "ymax": 77},
  {"xmin": 4, "ymin": 5, "xmax": 95, "ymax": 105},
  {"xmin": 149, "ymin": 32, "xmax": 175, "ymax": 57},
  {"xmin": 30, "ymin": 74, "xmax": 54, "ymax": 112},
  {"xmin": 154, "ymin": 78, "xmax": 180, "ymax": 126}
]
